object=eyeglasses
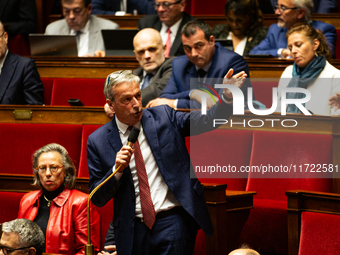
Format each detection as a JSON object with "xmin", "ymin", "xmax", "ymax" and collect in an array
[
  {"xmin": 0, "ymin": 246, "xmax": 32, "ymax": 255},
  {"xmin": 274, "ymin": 4, "xmax": 299, "ymax": 12},
  {"xmin": 0, "ymin": 32, "xmax": 5, "ymax": 38},
  {"xmin": 106, "ymin": 70, "xmax": 132, "ymax": 88},
  {"xmin": 36, "ymin": 165, "xmax": 63, "ymax": 173},
  {"xmin": 153, "ymin": 0, "xmax": 182, "ymax": 10}
]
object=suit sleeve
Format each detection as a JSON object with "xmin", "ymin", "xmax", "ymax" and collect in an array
[
  {"xmin": 320, "ymin": 23, "xmax": 336, "ymax": 56},
  {"xmin": 87, "ymin": 135, "xmax": 121, "ymax": 207},
  {"xmin": 4, "ymin": 0, "xmax": 37, "ymax": 36},
  {"xmin": 73, "ymin": 196, "xmax": 101, "ymax": 255},
  {"xmin": 314, "ymin": 0, "xmax": 337, "ymax": 13},
  {"xmin": 249, "ymin": 26, "xmax": 280, "ymax": 57},
  {"xmin": 22, "ymin": 59, "xmax": 44, "ymax": 105}
]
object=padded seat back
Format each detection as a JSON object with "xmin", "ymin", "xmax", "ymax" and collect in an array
[
  {"xmin": 0, "ymin": 123, "xmax": 82, "ymax": 175},
  {"xmin": 51, "ymin": 78, "xmax": 106, "ymax": 106},
  {"xmin": 188, "ymin": 129, "xmax": 253, "ymax": 191},
  {"xmin": 8, "ymin": 35, "xmax": 30, "ymax": 56},
  {"xmin": 0, "ymin": 192, "xmax": 26, "ymax": 223},
  {"xmin": 246, "ymin": 131, "xmax": 333, "ymax": 201},
  {"xmin": 299, "ymin": 212, "xmax": 340, "ymax": 255},
  {"xmin": 78, "ymin": 125, "xmax": 102, "ymax": 178},
  {"xmin": 41, "ymin": 77, "xmax": 54, "ymax": 105},
  {"xmin": 251, "ymin": 80, "xmax": 278, "ymax": 108}
]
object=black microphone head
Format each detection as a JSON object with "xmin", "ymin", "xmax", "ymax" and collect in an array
[{"xmin": 128, "ymin": 127, "xmax": 140, "ymax": 143}]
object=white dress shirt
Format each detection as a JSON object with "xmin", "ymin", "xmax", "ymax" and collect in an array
[
  {"xmin": 0, "ymin": 50, "xmax": 8, "ymax": 75},
  {"xmin": 71, "ymin": 20, "xmax": 90, "ymax": 57},
  {"xmin": 160, "ymin": 18, "xmax": 182, "ymax": 47},
  {"xmin": 114, "ymin": 116, "xmax": 180, "ymax": 218}
]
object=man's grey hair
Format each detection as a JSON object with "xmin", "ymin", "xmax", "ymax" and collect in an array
[
  {"xmin": 104, "ymin": 70, "xmax": 140, "ymax": 102},
  {"xmin": 32, "ymin": 143, "xmax": 76, "ymax": 189},
  {"xmin": 2, "ymin": 219, "xmax": 45, "ymax": 255},
  {"xmin": 294, "ymin": 0, "xmax": 313, "ymax": 23}
]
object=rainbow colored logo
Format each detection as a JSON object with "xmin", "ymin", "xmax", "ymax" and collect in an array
[{"xmin": 198, "ymin": 82, "xmax": 223, "ymax": 106}]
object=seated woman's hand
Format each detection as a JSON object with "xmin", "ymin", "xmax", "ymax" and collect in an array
[{"xmin": 329, "ymin": 93, "xmax": 340, "ymax": 111}]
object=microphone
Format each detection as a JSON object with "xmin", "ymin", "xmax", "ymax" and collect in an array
[{"xmin": 85, "ymin": 127, "xmax": 140, "ymax": 255}]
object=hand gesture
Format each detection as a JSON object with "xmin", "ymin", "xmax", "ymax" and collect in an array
[{"xmin": 222, "ymin": 69, "xmax": 247, "ymax": 99}]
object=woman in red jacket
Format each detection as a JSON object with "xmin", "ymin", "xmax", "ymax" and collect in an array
[{"xmin": 18, "ymin": 143, "xmax": 101, "ymax": 255}]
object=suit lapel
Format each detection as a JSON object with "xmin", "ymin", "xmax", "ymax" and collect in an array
[
  {"xmin": 141, "ymin": 110, "xmax": 165, "ymax": 172},
  {"xmin": 107, "ymin": 118, "xmax": 124, "ymax": 153},
  {"xmin": 186, "ymin": 64, "xmax": 197, "ymax": 90},
  {"xmin": 154, "ymin": 19, "xmax": 162, "ymax": 31},
  {"xmin": 0, "ymin": 52, "xmax": 17, "ymax": 103}
]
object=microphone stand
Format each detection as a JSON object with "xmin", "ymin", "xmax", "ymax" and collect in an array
[{"xmin": 85, "ymin": 127, "xmax": 140, "ymax": 255}]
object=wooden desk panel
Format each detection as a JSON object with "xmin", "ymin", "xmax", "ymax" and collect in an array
[{"xmin": 32, "ymin": 56, "xmax": 140, "ymax": 79}]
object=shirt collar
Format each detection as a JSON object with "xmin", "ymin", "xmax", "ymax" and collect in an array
[
  {"xmin": 0, "ymin": 50, "xmax": 9, "ymax": 73},
  {"xmin": 70, "ymin": 19, "xmax": 90, "ymax": 35},
  {"xmin": 195, "ymin": 61, "xmax": 212, "ymax": 73},
  {"xmin": 115, "ymin": 115, "xmax": 141, "ymax": 135},
  {"xmin": 161, "ymin": 17, "xmax": 183, "ymax": 34}
]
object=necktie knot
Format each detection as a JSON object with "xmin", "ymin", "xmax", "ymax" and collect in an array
[
  {"xmin": 142, "ymin": 73, "xmax": 153, "ymax": 90},
  {"xmin": 197, "ymin": 69, "xmax": 207, "ymax": 83}
]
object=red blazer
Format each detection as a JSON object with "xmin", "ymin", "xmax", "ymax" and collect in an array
[{"xmin": 18, "ymin": 188, "xmax": 100, "ymax": 255}]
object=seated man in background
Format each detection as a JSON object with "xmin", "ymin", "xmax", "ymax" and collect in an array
[
  {"xmin": 92, "ymin": 0, "xmax": 156, "ymax": 15},
  {"xmin": 147, "ymin": 19, "xmax": 252, "ymax": 109},
  {"xmin": 269, "ymin": 0, "xmax": 337, "ymax": 13},
  {"xmin": 0, "ymin": 0, "xmax": 37, "ymax": 38},
  {"xmin": 105, "ymin": 28, "xmax": 173, "ymax": 116},
  {"xmin": 0, "ymin": 21, "xmax": 44, "ymax": 105},
  {"xmin": 1, "ymin": 218, "xmax": 45, "ymax": 255},
  {"xmin": 45, "ymin": 0, "xmax": 119, "ymax": 57},
  {"xmin": 250, "ymin": 0, "xmax": 336, "ymax": 58},
  {"xmin": 138, "ymin": 0, "xmax": 194, "ymax": 57}
]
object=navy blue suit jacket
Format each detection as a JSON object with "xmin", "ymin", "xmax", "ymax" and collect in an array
[
  {"xmin": 91, "ymin": 0, "xmax": 156, "ymax": 15},
  {"xmin": 0, "ymin": 52, "xmax": 44, "ymax": 105},
  {"xmin": 249, "ymin": 21, "xmax": 337, "ymax": 56},
  {"xmin": 160, "ymin": 42, "xmax": 252, "ymax": 109},
  {"xmin": 87, "ymin": 104, "xmax": 232, "ymax": 255}
]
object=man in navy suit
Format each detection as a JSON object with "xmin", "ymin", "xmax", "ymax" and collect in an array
[
  {"xmin": 146, "ymin": 20, "xmax": 252, "ymax": 109},
  {"xmin": 91, "ymin": 0, "xmax": 156, "ymax": 15},
  {"xmin": 0, "ymin": 22, "xmax": 44, "ymax": 105},
  {"xmin": 87, "ymin": 69, "xmax": 246, "ymax": 255},
  {"xmin": 250, "ymin": 0, "xmax": 336, "ymax": 58}
]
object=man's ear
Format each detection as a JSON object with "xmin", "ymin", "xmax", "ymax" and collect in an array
[
  {"xmin": 27, "ymin": 247, "xmax": 37, "ymax": 255},
  {"xmin": 180, "ymin": 0, "xmax": 186, "ymax": 12},
  {"xmin": 297, "ymin": 8, "xmax": 305, "ymax": 20},
  {"xmin": 106, "ymin": 99, "xmax": 115, "ymax": 112},
  {"xmin": 209, "ymin": 35, "xmax": 215, "ymax": 46}
]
